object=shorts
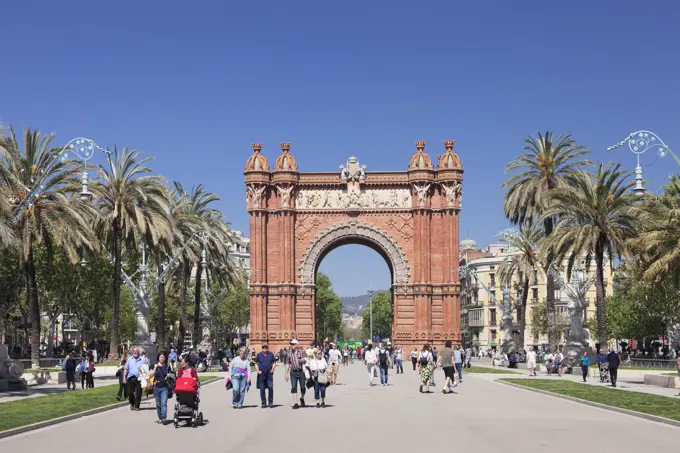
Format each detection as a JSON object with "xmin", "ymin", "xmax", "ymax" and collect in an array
[
  {"xmin": 443, "ymin": 366, "xmax": 455, "ymax": 380},
  {"xmin": 290, "ymin": 369, "xmax": 305, "ymax": 394}
]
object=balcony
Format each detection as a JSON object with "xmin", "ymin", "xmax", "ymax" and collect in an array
[
  {"xmin": 468, "ymin": 318, "xmax": 485, "ymax": 327},
  {"xmin": 489, "ymin": 320, "xmax": 497, "ymax": 327}
]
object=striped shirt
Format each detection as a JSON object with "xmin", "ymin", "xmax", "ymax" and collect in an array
[{"xmin": 287, "ymin": 349, "xmax": 306, "ymax": 371}]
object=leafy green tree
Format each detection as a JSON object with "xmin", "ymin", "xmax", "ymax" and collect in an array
[
  {"xmin": 315, "ymin": 273, "xmax": 343, "ymax": 341},
  {"xmin": 0, "ymin": 126, "xmax": 95, "ymax": 368},
  {"xmin": 631, "ymin": 175, "xmax": 680, "ymax": 282},
  {"xmin": 362, "ymin": 290, "xmax": 392, "ymax": 340},
  {"xmin": 543, "ymin": 162, "xmax": 639, "ymax": 344},
  {"xmin": 605, "ymin": 263, "xmax": 680, "ymax": 341},
  {"xmin": 502, "ymin": 131, "xmax": 591, "ymax": 351},
  {"xmin": 212, "ymin": 280, "xmax": 250, "ymax": 343},
  {"xmin": 92, "ymin": 147, "xmax": 173, "ymax": 360}
]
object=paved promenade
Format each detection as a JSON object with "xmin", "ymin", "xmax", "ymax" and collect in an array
[{"xmin": 1, "ymin": 361, "xmax": 678, "ymax": 452}]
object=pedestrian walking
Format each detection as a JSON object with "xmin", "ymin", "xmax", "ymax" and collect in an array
[
  {"xmin": 116, "ymin": 352, "xmax": 128, "ymax": 401},
  {"xmin": 377, "ymin": 343, "xmax": 390, "ymax": 386},
  {"xmin": 430, "ymin": 347, "xmax": 438, "ymax": 387},
  {"xmin": 607, "ymin": 348, "xmax": 620, "ymax": 388},
  {"xmin": 149, "ymin": 351, "xmax": 170, "ymax": 423},
  {"xmin": 453, "ymin": 345, "xmax": 463, "ymax": 382},
  {"xmin": 255, "ymin": 343, "xmax": 276, "ymax": 408},
  {"xmin": 123, "ymin": 347, "xmax": 145, "ymax": 411},
  {"xmin": 168, "ymin": 349, "xmax": 178, "ymax": 372},
  {"xmin": 310, "ymin": 349, "xmax": 329, "ymax": 408},
  {"xmin": 526, "ymin": 346, "xmax": 537, "ymax": 376},
  {"xmin": 579, "ymin": 351, "xmax": 590, "ymax": 382},
  {"xmin": 418, "ymin": 344, "xmax": 435, "ymax": 393},
  {"xmin": 554, "ymin": 351, "xmax": 564, "ymax": 377},
  {"xmin": 411, "ymin": 348, "xmax": 418, "ymax": 371},
  {"xmin": 545, "ymin": 350, "xmax": 554, "ymax": 376},
  {"xmin": 285, "ymin": 339, "xmax": 308, "ymax": 409},
  {"xmin": 464, "ymin": 347, "xmax": 473, "ymax": 368},
  {"xmin": 364, "ymin": 343, "xmax": 378, "ymax": 386},
  {"xmin": 85, "ymin": 352, "xmax": 95, "ymax": 388},
  {"xmin": 394, "ymin": 345, "xmax": 404, "ymax": 374},
  {"xmin": 228, "ymin": 347, "xmax": 252, "ymax": 409},
  {"xmin": 439, "ymin": 341, "xmax": 458, "ymax": 394},
  {"xmin": 63, "ymin": 353, "xmax": 77, "ymax": 391},
  {"xmin": 342, "ymin": 347, "xmax": 349, "ymax": 366},
  {"xmin": 327, "ymin": 343, "xmax": 341, "ymax": 384},
  {"xmin": 79, "ymin": 356, "xmax": 88, "ymax": 389}
]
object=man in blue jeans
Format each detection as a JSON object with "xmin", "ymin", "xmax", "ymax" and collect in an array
[
  {"xmin": 377, "ymin": 343, "xmax": 390, "ymax": 386},
  {"xmin": 255, "ymin": 343, "xmax": 276, "ymax": 408},
  {"xmin": 453, "ymin": 346, "xmax": 463, "ymax": 382},
  {"xmin": 285, "ymin": 339, "xmax": 307, "ymax": 409}
]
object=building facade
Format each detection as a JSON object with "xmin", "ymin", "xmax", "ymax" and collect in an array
[
  {"xmin": 228, "ymin": 230, "xmax": 251, "ymax": 283},
  {"xmin": 459, "ymin": 239, "xmax": 613, "ymax": 352}
]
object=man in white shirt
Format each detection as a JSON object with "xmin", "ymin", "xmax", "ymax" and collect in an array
[
  {"xmin": 526, "ymin": 346, "xmax": 537, "ymax": 377},
  {"xmin": 364, "ymin": 344, "xmax": 378, "ymax": 386},
  {"xmin": 327, "ymin": 343, "xmax": 342, "ymax": 385}
]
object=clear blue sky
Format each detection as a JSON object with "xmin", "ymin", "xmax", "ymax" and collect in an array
[{"xmin": 2, "ymin": 1, "xmax": 679, "ymax": 297}]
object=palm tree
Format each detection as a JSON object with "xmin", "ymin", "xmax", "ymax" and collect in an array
[
  {"xmin": 92, "ymin": 147, "xmax": 173, "ymax": 360},
  {"xmin": 502, "ymin": 131, "xmax": 591, "ymax": 351},
  {"xmin": 0, "ymin": 126, "xmax": 95, "ymax": 368},
  {"xmin": 630, "ymin": 175, "xmax": 680, "ymax": 282},
  {"xmin": 498, "ymin": 224, "xmax": 543, "ymax": 350},
  {"xmin": 542, "ymin": 162, "xmax": 638, "ymax": 345}
]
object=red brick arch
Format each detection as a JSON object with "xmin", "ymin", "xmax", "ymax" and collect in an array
[{"xmin": 245, "ymin": 142, "xmax": 463, "ymax": 352}]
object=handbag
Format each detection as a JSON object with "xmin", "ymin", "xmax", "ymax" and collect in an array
[{"xmin": 315, "ymin": 360, "xmax": 329, "ymax": 385}]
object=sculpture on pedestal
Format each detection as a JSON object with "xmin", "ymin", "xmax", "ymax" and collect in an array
[
  {"xmin": 499, "ymin": 284, "xmax": 521, "ymax": 354},
  {"xmin": 559, "ymin": 268, "xmax": 595, "ymax": 367},
  {"xmin": 0, "ymin": 344, "xmax": 27, "ymax": 391}
]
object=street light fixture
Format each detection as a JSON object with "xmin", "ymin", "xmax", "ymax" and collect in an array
[
  {"xmin": 11, "ymin": 138, "xmax": 108, "ymax": 222},
  {"xmin": 608, "ymin": 130, "xmax": 675, "ymax": 197},
  {"xmin": 368, "ymin": 287, "xmax": 375, "ymax": 342}
]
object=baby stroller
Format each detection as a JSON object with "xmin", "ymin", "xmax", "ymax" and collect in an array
[
  {"xmin": 173, "ymin": 374, "xmax": 203, "ymax": 428},
  {"xmin": 599, "ymin": 362, "xmax": 610, "ymax": 383}
]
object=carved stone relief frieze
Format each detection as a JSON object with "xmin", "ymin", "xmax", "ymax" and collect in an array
[
  {"xmin": 296, "ymin": 188, "xmax": 411, "ymax": 210},
  {"xmin": 386, "ymin": 214, "xmax": 413, "ymax": 243}
]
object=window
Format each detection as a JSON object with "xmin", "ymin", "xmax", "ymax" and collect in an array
[
  {"xmin": 532, "ymin": 288, "xmax": 538, "ymax": 300},
  {"xmin": 489, "ymin": 309, "xmax": 497, "ymax": 325},
  {"xmin": 490, "ymin": 330, "xmax": 497, "ymax": 341},
  {"xmin": 533, "ymin": 270, "xmax": 538, "ymax": 284},
  {"xmin": 489, "ymin": 273, "xmax": 496, "ymax": 287}
]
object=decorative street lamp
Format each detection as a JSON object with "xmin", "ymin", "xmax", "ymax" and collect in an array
[
  {"xmin": 608, "ymin": 130, "xmax": 675, "ymax": 197},
  {"xmin": 11, "ymin": 138, "xmax": 109, "ymax": 222},
  {"xmin": 368, "ymin": 287, "xmax": 375, "ymax": 342}
]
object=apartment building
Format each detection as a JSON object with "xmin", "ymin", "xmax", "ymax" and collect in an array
[{"xmin": 459, "ymin": 238, "xmax": 612, "ymax": 352}]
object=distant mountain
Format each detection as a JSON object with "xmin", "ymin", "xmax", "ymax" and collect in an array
[{"xmin": 340, "ymin": 291, "xmax": 388, "ymax": 315}]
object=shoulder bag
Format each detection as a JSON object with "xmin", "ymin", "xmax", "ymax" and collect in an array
[{"xmin": 315, "ymin": 360, "xmax": 329, "ymax": 385}]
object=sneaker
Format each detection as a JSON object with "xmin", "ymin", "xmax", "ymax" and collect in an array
[
  {"xmin": 116, "ymin": 396, "xmax": 121, "ymax": 401},
  {"xmin": 321, "ymin": 402, "xmax": 326, "ymax": 408},
  {"xmin": 293, "ymin": 403, "xmax": 300, "ymax": 410},
  {"xmin": 233, "ymin": 405, "xmax": 237, "ymax": 409},
  {"xmin": 269, "ymin": 403, "xmax": 275, "ymax": 408},
  {"xmin": 442, "ymin": 388, "xmax": 447, "ymax": 394},
  {"xmin": 261, "ymin": 404, "xmax": 267, "ymax": 409},
  {"xmin": 419, "ymin": 385, "xmax": 423, "ymax": 393},
  {"xmin": 316, "ymin": 402, "xmax": 321, "ymax": 408},
  {"xmin": 300, "ymin": 398, "xmax": 306, "ymax": 407}
]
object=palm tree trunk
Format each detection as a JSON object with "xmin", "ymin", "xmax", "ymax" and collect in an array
[
  {"xmin": 193, "ymin": 262, "xmax": 203, "ymax": 347},
  {"xmin": 519, "ymin": 277, "xmax": 530, "ymax": 350},
  {"xmin": 595, "ymin": 243, "xmax": 607, "ymax": 346},
  {"xmin": 25, "ymin": 246, "xmax": 40, "ymax": 369},
  {"xmin": 108, "ymin": 221, "xmax": 122, "ymax": 360},
  {"xmin": 543, "ymin": 217, "xmax": 558, "ymax": 351},
  {"xmin": 178, "ymin": 260, "xmax": 190, "ymax": 350},
  {"xmin": 156, "ymin": 255, "xmax": 167, "ymax": 351}
]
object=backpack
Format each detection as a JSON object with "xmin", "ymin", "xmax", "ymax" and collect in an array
[
  {"xmin": 420, "ymin": 352, "xmax": 429, "ymax": 366},
  {"xmin": 379, "ymin": 349, "xmax": 388, "ymax": 366}
]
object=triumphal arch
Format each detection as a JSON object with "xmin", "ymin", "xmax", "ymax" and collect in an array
[{"xmin": 245, "ymin": 140, "xmax": 463, "ymax": 352}]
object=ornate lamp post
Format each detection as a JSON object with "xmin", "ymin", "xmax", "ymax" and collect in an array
[
  {"xmin": 608, "ymin": 130, "xmax": 675, "ymax": 196},
  {"xmin": 11, "ymin": 138, "xmax": 108, "ymax": 222},
  {"xmin": 368, "ymin": 288, "xmax": 375, "ymax": 342}
]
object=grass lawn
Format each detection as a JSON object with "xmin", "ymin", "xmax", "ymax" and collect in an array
[
  {"xmin": 96, "ymin": 360, "xmax": 122, "ymax": 367},
  {"xmin": 464, "ymin": 367, "xmax": 519, "ymax": 374},
  {"xmin": 0, "ymin": 375, "xmax": 217, "ymax": 432},
  {"xmin": 501, "ymin": 379, "xmax": 680, "ymax": 421}
]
